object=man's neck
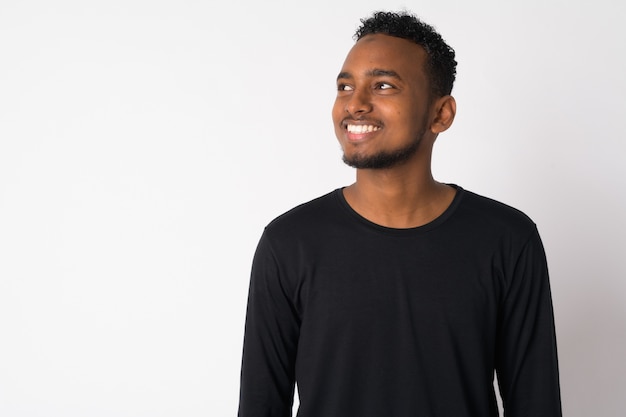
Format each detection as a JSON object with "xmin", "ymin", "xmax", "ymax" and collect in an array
[{"xmin": 343, "ymin": 167, "xmax": 456, "ymax": 229}]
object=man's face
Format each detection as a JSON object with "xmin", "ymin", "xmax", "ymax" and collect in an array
[{"xmin": 332, "ymin": 34, "xmax": 434, "ymax": 169}]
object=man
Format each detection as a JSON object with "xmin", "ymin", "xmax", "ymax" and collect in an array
[{"xmin": 238, "ymin": 11, "xmax": 562, "ymax": 417}]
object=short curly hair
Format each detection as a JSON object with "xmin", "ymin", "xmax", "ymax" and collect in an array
[{"xmin": 355, "ymin": 11, "xmax": 457, "ymax": 98}]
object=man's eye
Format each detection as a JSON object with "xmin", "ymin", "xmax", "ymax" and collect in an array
[
  {"xmin": 338, "ymin": 84, "xmax": 354, "ymax": 91},
  {"xmin": 376, "ymin": 82, "xmax": 394, "ymax": 90}
]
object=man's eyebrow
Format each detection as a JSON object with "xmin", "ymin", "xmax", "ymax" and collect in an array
[
  {"xmin": 336, "ymin": 69, "xmax": 402, "ymax": 81},
  {"xmin": 337, "ymin": 72, "xmax": 352, "ymax": 81},
  {"xmin": 368, "ymin": 69, "xmax": 402, "ymax": 79}
]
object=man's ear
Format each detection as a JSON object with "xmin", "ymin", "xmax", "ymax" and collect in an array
[{"xmin": 430, "ymin": 95, "xmax": 456, "ymax": 134}]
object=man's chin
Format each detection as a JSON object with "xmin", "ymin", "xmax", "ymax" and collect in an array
[{"xmin": 342, "ymin": 148, "xmax": 417, "ymax": 170}]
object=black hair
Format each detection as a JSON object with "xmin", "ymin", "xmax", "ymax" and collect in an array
[{"xmin": 355, "ymin": 11, "xmax": 457, "ymax": 97}]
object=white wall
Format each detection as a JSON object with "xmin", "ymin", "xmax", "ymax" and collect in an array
[{"xmin": 0, "ymin": 1, "xmax": 624, "ymax": 416}]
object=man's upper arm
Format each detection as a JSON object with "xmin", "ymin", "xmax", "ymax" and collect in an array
[
  {"xmin": 238, "ymin": 232, "xmax": 299, "ymax": 417},
  {"xmin": 495, "ymin": 228, "xmax": 562, "ymax": 416}
]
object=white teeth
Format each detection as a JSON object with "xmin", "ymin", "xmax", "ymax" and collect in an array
[{"xmin": 346, "ymin": 124, "xmax": 380, "ymax": 134}]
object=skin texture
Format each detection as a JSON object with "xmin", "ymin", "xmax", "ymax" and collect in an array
[{"xmin": 332, "ymin": 34, "xmax": 457, "ymax": 228}]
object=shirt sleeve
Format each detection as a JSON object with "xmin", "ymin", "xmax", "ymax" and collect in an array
[
  {"xmin": 495, "ymin": 227, "xmax": 562, "ymax": 417},
  {"xmin": 238, "ymin": 231, "xmax": 300, "ymax": 417}
]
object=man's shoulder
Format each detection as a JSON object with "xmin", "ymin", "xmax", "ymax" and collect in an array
[
  {"xmin": 457, "ymin": 188, "xmax": 537, "ymax": 237},
  {"xmin": 264, "ymin": 189, "xmax": 341, "ymax": 237}
]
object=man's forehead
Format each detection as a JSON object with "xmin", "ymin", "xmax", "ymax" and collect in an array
[{"xmin": 340, "ymin": 34, "xmax": 426, "ymax": 77}]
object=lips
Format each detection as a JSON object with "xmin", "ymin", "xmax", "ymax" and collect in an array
[
  {"xmin": 341, "ymin": 118, "xmax": 383, "ymax": 136},
  {"xmin": 341, "ymin": 119, "xmax": 382, "ymax": 142}
]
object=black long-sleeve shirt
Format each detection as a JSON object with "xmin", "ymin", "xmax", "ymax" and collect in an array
[{"xmin": 239, "ymin": 186, "xmax": 561, "ymax": 417}]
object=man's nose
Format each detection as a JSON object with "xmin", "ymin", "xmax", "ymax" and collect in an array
[{"xmin": 345, "ymin": 89, "xmax": 373, "ymax": 117}]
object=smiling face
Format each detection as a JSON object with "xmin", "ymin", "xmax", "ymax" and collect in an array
[{"xmin": 332, "ymin": 34, "xmax": 436, "ymax": 169}]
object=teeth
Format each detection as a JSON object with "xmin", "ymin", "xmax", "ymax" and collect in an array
[{"xmin": 347, "ymin": 124, "xmax": 380, "ymax": 134}]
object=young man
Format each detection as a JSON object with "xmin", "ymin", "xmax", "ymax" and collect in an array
[{"xmin": 238, "ymin": 11, "xmax": 562, "ymax": 417}]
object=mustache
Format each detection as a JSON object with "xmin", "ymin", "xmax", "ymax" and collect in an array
[{"xmin": 341, "ymin": 117, "xmax": 384, "ymax": 126}]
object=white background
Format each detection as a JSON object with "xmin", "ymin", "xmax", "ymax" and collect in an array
[{"xmin": 1, "ymin": 1, "xmax": 624, "ymax": 416}]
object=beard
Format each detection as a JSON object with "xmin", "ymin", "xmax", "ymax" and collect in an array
[{"xmin": 342, "ymin": 128, "xmax": 425, "ymax": 170}]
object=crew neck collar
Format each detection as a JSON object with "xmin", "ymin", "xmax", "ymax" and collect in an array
[{"xmin": 334, "ymin": 184, "xmax": 464, "ymax": 236}]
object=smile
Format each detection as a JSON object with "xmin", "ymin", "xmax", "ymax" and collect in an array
[{"xmin": 346, "ymin": 124, "xmax": 381, "ymax": 134}]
